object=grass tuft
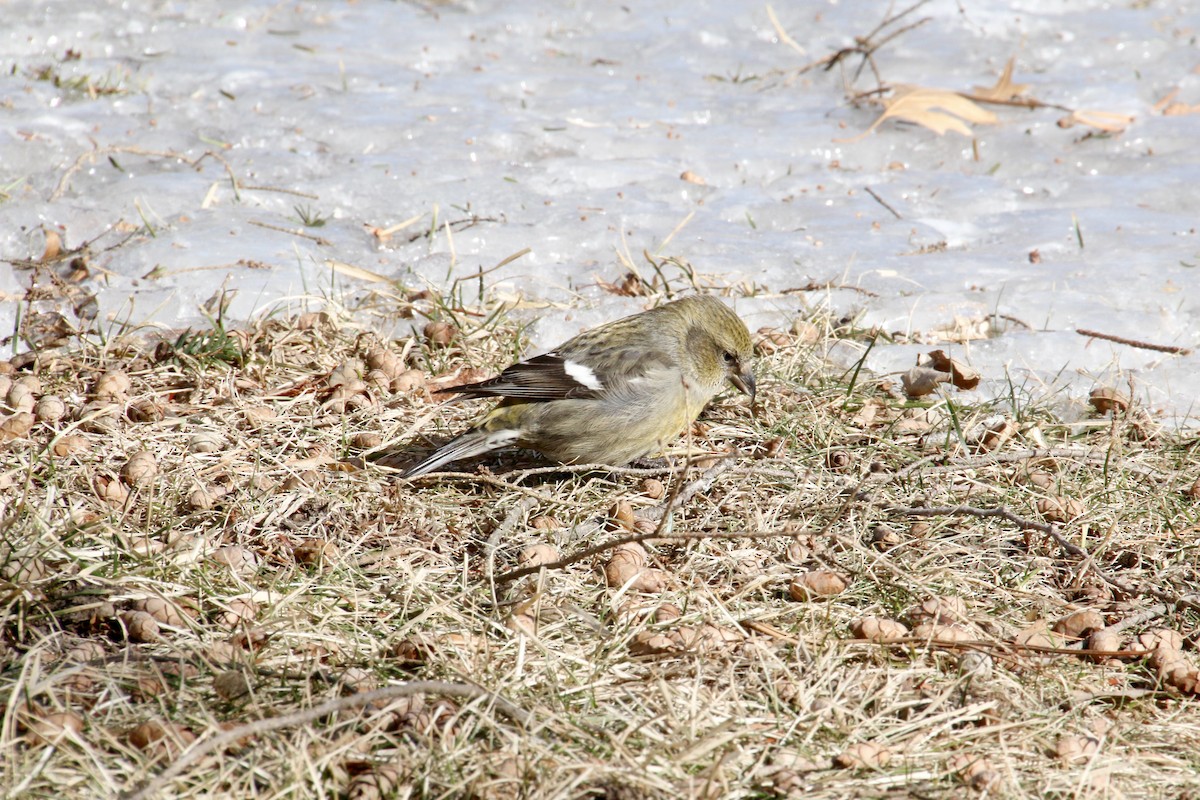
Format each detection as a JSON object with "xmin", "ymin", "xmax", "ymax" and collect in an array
[{"xmin": 1, "ymin": 285, "xmax": 1199, "ymax": 798}]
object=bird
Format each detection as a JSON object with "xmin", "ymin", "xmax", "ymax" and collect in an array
[{"xmin": 402, "ymin": 294, "xmax": 755, "ymax": 477}]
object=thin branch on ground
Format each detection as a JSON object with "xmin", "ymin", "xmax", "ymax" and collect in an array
[
  {"xmin": 781, "ymin": 280, "xmax": 881, "ymax": 298},
  {"xmin": 1076, "ymin": 328, "xmax": 1193, "ymax": 356},
  {"xmin": 777, "ymin": 0, "xmax": 931, "ymax": 88},
  {"xmin": 864, "ymin": 186, "xmax": 902, "ymax": 219}
]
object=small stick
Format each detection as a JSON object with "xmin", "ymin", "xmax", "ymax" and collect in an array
[
  {"xmin": 781, "ymin": 280, "xmax": 880, "ymax": 298},
  {"xmin": 765, "ymin": 4, "xmax": 806, "ymax": 56},
  {"xmin": 238, "ymin": 184, "xmax": 319, "ymax": 199},
  {"xmin": 864, "ymin": 186, "xmax": 902, "ymax": 219},
  {"xmin": 1076, "ymin": 328, "xmax": 1192, "ymax": 356},
  {"xmin": 1105, "ymin": 604, "xmax": 1170, "ymax": 634},
  {"xmin": 957, "ymin": 93, "xmax": 1074, "ymax": 113},
  {"xmin": 247, "ymin": 219, "xmax": 332, "ymax": 246}
]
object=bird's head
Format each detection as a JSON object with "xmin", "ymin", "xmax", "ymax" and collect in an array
[{"xmin": 678, "ymin": 295, "xmax": 756, "ymax": 402}]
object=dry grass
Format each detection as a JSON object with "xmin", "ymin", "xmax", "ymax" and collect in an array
[{"xmin": 2, "ymin": 286, "xmax": 1200, "ymax": 800}]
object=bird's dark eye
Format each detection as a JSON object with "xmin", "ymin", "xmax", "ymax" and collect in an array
[{"xmin": 722, "ymin": 351, "xmax": 736, "ymax": 364}]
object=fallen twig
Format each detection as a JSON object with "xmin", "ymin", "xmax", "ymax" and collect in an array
[
  {"xmin": 864, "ymin": 186, "xmax": 902, "ymax": 219},
  {"xmin": 781, "ymin": 280, "xmax": 880, "ymax": 298},
  {"xmin": 957, "ymin": 92, "xmax": 1073, "ymax": 113},
  {"xmin": 1076, "ymin": 328, "xmax": 1192, "ymax": 356},
  {"xmin": 247, "ymin": 219, "xmax": 332, "ymax": 246}
]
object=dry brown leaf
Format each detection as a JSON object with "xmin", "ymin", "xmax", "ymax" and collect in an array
[
  {"xmin": 654, "ymin": 603, "xmax": 681, "ymax": 623},
  {"xmin": 901, "ymin": 365, "xmax": 951, "ymax": 398},
  {"xmin": 94, "ymin": 473, "xmax": 130, "ymax": 506},
  {"xmin": 0, "ymin": 412, "xmax": 34, "ymax": 441},
  {"xmin": 120, "ymin": 451, "xmax": 158, "ymax": 487},
  {"xmin": 825, "ymin": 449, "xmax": 853, "ymax": 471},
  {"xmin": 1055, "ymin": 734, "xmax": 1099, "ymax": 765},
  {"xmin": 834, "ymin": 741, "xmax": 892, "ymax": 769},
  {"xmin": 121, "ymin": 610, "xmax": 161, "ymax": 642},
  {"xmin": 1138, "ymin": 628, "xmax": 1184, "ymax": 653},
  {"xmin": 604, "ymin": 543, "xmax": 668, "ymax": 593},
  {"xmin": 93, "ymin": 370, "xmax": 132, "ymax": 401},
  {"xmin": 210, "ymin": 545, "xmax": 259, "ymax": 573},
  {"xmin": 1151, "ymin": 88, "xmax": 1200, "ymax": 116},
  {"xmin": 423, "ymin": 321, "xmax": 456, "ymax": 346},
  {"xmin": 365, "ymin": 347, "xmax": 404, "ymax": 377},
  {"xmin": 628, "ymin": 568, "xmax": 669, "ymax": 593},
  {"xmin": 1, "ymin": 551, "xmax": 48, "ymax": 585},
  {"xmin": 754, "ymin": 326, "xmax": 791, "ymax": 354},
  {"xmin": 963, "ymin": 416, "xmax": 1016, "ymax": 452},
  {"xmin": 1162, "ymin": 102, "xmax": 1200, "ymax": 116},
  {"xmin": 1057, "ymin": 109, "xmax": 1134, "ymax": 133},
  {"xmin": 1036, "ymin": 495, "xmax": 1085, "ymax": 523},
  {"xmin": 217, "ymin": 597, "xmax": 259, "ymax": 629},
  {"xmin": 24, "ymin": 710, "xmax": 84, "ymax": 746},
  {"xmin": 188, "ymin": 484, "xmax": 228, "ymax": 510},
  {"xmin": 1087, "ymin": 628, "xmax": 1124, "ymax": 661},
  {"xmin": 912, "ymin": 622, "xmax": 973, "ymax": 644},
  {"xmin": 906, "ymin": 596, "xmax": 968, "ymax": 625},
  {"xmin": 1152, "ymin": 88, "xmax": 1180, "ymax": 113},
  {"xmin": 1053, "ymin": 609, "xmax": 1106, "ymax": 640},
  {"xmin": 39, "ymin": 228, "xmax": 62, "ymax": 262},
  {"xmin": 608, "ymin": 499, "xmax": 635, "ymax": 530},
  {"xmin": 34, "ymin": 395, "xmax": 66, "ymax": 423},
  {"xmin": 1089, "ymin": 387, "xmax": 1130, "ymax": 414},
  {"xmin": 518, "ymin": 543, "xmax": 559, "ymax": 568},
  {"xmin": 597, "ymin": 271, "xmax": 650, "ymax": 297},
  {"xmin": 134, "ymin": 597, "xmax": 194, "ymax": 628},
  {"xmin": 1156, "ymin": 655, "xmax": 1200, "ymax": 694},
  {"xmin": 127, "ymin": 719, "xmax": 197, "ymax": 760},
  {"xmin": 788, "ymin": 570, "xmax": 847, "ymax": 601},
  {"xmin": 893, "ymin": 414, "xmax": 934, "ymax": 435},
  {"xmin": 640, "ymin": 477, "xmax": 665, "ymax": 500},
  {"xmin": 971, "ymin": 57, "xmax": 1029, "ymax": 101},
  {"xmin": 629, "ymin": 630, "xmax": 680, "ymax": 656},
  {"xmin": 1013, "ymin": 622, "xmax": 1062, "ymax": 664},
  {"xmin": 925, "ymin": 350, "xmax": 981, "ymax": 390},
  {"xmin": 853, "ymin": 86, "xmax": 999, "ymax": 140},
  {"xmin": 391, "ymin": 369, "xmax": 425, "ymax": 393},
  {"xmin": 604, "ymin": 542, "xmax": 645, "ymax": 586},
  {"xmin": 870, "ymin": 525, "xmax": 901, "ymax": 551},
  {"xmin": 948, "ymin": 753, "xmax": 1001, "ymax": 791},
  {"xmin": 851, "ymin": 399, "xmax": 885, "ymax": 428},
  {"xmin": 851, "ymin": 616, "xmax": 909, "ymax": 643}
]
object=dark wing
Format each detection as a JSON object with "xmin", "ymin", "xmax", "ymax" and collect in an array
[
  {"xmin": 435, "ymin": 352, "xmax": 605, "ymax": 401},
  {"xmin": 436, "ymin": 347, "xmax": 675, "ymax": 402}
]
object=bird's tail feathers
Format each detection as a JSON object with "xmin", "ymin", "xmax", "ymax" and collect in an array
[{"xmin": 402, "ymin": 428, "xmax": 520, "ymax": 478}]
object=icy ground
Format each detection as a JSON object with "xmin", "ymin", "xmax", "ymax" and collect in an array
[{"xmin": 2, "ymin": 0, "xmax": 1198, "ymax": 423}]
